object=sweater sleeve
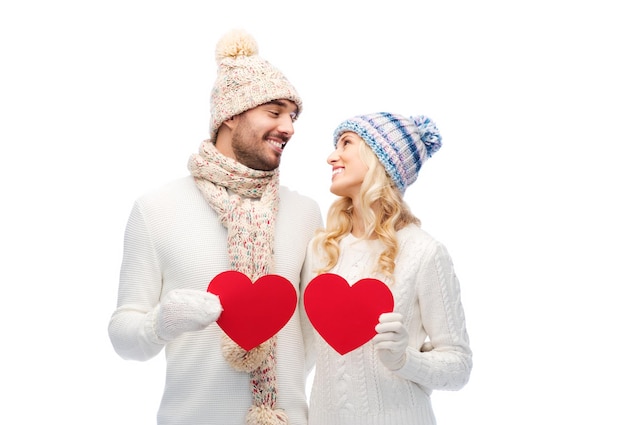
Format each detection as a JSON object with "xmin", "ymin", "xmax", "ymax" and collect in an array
[
  {"xmin": 394, "ymin": 240, "xmax": 472, "ymax": 391},
  {"xmin": 299, "ymin": 239, "xmax": 320, "ymax": 374},
  {"xmin": 108, "ymin": 200, "xmax": 165, "ymax": 361},
  {"xmin": 294, "ymin": 193, "xmax": 324, "ymax": 375}
]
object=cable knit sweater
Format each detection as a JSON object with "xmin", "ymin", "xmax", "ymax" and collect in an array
[
  {"xmin": 302, "ymin": 225, "xmax": 472, "ymax": 425},
  {"xmin": 108, "ymin": 176, "xmax": 323, "ymax": 425}
]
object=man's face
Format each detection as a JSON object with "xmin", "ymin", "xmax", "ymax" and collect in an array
[{"xmin": 230, "ymin": 100, "xmax": 298, "ymax": 171}]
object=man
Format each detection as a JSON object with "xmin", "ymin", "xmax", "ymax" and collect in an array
[{"xmin": 108, "ymin": 29, "xmax": 322, "ymax": 425}]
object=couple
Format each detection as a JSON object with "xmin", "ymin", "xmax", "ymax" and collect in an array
[{"xmin": 108, "ymin": 29, "xmax": 472, "ymax": 425}]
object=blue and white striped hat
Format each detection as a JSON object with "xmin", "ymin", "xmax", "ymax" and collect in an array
[{"xmin": 333, "ymin": 112, "xmax": 442, "ymax": 194}]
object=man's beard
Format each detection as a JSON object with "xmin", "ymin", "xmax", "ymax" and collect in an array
[{"xmin": 231, "ymin": 118, "xmax": 285, "ymax": 171}]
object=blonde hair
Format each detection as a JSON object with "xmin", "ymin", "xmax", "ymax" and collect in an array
[{"xmin": 313, "ymin": 139, "xmax": 420, "ymax": 280}]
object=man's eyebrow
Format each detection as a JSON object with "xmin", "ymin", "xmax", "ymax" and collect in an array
[
  {"xmin": 267, "ymin": 99, "xmax": 299, "ymax": 118},
  {"xmin": 267, "ymin": 99, "xmax": 288, "ymax": 107}
]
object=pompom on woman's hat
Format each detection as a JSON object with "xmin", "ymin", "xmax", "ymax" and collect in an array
[
  {"xmin": 209, "ymin": 29, "xmax": 303, "ymax": 141},
  {"xmin": 333, "ymin": 112, "xmax": 442, "ymax": 194}
]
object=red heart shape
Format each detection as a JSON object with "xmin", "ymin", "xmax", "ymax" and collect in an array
[
  {"xmin": 207, "ymin": 270, "xmax": 297, "ymax": 351},
  {"xmin": 304, "ymin": 273, "xmax": 394, "ymax": 355}
]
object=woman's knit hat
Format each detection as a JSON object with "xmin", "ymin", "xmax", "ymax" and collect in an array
[
  {"xmin": 333, "ymin": 112, "xmax": 443, "ymax": 194},
  {"xmin": 210, "ymin": 29, "xmax": 303, "ymax": 141}
]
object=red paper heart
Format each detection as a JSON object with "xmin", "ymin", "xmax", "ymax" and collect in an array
[
  {"xmin": 207, "ymin": 270, "xmax": 297, "ymax": 351},
  {"xmin": 304, "ymin": 273, "xmax": 394, "ymax": 355}
]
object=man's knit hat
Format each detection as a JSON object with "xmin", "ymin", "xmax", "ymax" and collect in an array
[
  {"xmin": 333, "ymin": 112, "xmax": 443, "ymax": 194},
  {"xmin": 210, "ymin": 29, "xmax": 303, "ymax": 140}
]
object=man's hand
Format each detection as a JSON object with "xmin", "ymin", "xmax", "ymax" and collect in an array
[{"xmin": 153, "ymin": 289, "xmax": 222, "ymax": 342}]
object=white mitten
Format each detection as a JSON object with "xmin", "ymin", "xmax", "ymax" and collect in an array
[
  {"xmin": 153, "ymin": 289, "xmax": 222, "ymax": 342},
  {"xmin": 373, "ymin": 312, "xmax": 409, "ymax": 371}
]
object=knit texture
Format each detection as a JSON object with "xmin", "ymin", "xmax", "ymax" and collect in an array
[
  {"xmin": 109, "ymin": 176, "xmax": 322, "ymax": 425},
  {"xmin": 333, "ymin": 113, "xmax": 442, "ymax": 193},
  {"xmin": 188, "ymin": 140, "xmax": 285, "ymax": 424},
  {"xmin": 302, "ymin": 225, "xmax": 472, "ymax": 425},
  {"xmin": 210, "ymin": 29, "xmax": 302, "ymax": 141}
]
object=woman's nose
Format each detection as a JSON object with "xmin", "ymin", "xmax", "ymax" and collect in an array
[{"xmin": 327, "ymin": 149, "xmax": 339, "ymax": 165}]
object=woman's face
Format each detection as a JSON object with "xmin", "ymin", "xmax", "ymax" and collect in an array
[{"xmin": 327, "ymin": 132, "xmax": 369, "ymax": 199}]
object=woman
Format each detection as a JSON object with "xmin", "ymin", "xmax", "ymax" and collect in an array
[{"xmin": 303, "ymin": 112, "xmax": 472, "ymax": 425}]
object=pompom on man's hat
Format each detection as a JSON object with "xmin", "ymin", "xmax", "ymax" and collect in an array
[
  {"xmin": 210, "ymin": 29, "xmax": 303, "ymax": 140},
  {"xmin": 333, "ymin": 112, "xmax": 442, "ymax": 194}
]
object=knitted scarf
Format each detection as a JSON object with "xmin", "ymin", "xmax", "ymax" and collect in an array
[{"xmin": 188, "ymin": 140, "xmax": 287, "ymax": 425}]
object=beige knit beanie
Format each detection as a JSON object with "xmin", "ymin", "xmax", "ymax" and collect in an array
[{"xmin": 209, "ymin": 29, "xmax": 303, "ymax": 141}]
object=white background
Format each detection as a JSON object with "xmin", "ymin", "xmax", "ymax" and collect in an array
[{"xmin": 2, "ymin": 1, "xmax": 625, "ymax": 424}]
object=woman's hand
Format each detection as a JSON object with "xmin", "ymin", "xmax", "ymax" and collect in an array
[{"xmin": 373, "ymin": 312, "xmax": 409, "ymax": 371}]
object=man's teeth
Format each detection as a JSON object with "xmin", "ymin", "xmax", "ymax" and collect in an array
[{"xmin": 268, "ymin": 140, "xmax": 285, "ymax": 149}]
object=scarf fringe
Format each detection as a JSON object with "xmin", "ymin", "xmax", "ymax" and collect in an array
[
  {"xmin": 246, "ymin": 405, "xmax": 289, "ymax": 425},
  {"xmin": 221, "ymin": 333, "xmax": 270, "ymax": 373}
]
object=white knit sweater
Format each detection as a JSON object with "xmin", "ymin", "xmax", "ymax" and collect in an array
[
  {"xmin": 108, "ymin": 176, "xmax": 323, "ymax": 425},
  {"xmin": 303, "ymin": 225, "xmax": 472, "ymax": 425}
]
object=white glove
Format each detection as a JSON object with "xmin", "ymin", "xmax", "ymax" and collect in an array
[
  {"xmin": 373, "ymin": 312, "xmax": 409, "ymax": 371},
  {"xmin": 152, "ymin": 289, "xmax": 222, "ymax": 342}
]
